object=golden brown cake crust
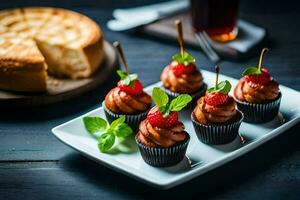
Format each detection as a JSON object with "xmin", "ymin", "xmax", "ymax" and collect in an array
[
  {"xmin": 0, "ymin": 33, "xmax": 47, "ymax": 92},
  {"xmin": 0, "ymin": 61, "xmax": 47, "ymax": 92}
]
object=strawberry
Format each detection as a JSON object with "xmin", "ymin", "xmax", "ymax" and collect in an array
[
  {"xmin": 147, "ymin": 106, "xmax": 179, "ymax": 128},
  {"xmin": 171, "ymin": 62, "xmax": 196, "ymax": 77},
  {"xmin": 244, "ymin": 68, "xmax": 271, "ymax": 86},
  {"xmin": 205, "ymin": 92, "xmax": 230, "ymax": 107},
  {"xmin": 118, "ymin": 80, "xmax": 143, "ymax": 95}
]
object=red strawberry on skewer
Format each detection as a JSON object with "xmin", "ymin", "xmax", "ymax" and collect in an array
[
  {"xmin": 147, "ymin": 87, "xmax": 192, "ymax": 128},
  {"xmin": 242, "ymin": 48, "xmax": 271, "ymax": 87}
]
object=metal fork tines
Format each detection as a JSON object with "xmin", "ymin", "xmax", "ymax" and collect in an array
[{"xmin": 195, "ymin": 32, "xmax": 220, "ymax": 63}]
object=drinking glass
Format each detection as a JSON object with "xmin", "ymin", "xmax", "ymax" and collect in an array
[{"xmin": 190, "ymin": 0, "xmax": 239, "ymax": 42}]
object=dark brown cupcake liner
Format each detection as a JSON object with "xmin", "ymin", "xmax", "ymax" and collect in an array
[
  {"xmin": 191, "ymin": 110, "xmax": 244, "ymax": 145},
  {"xmin": 234, "ymin": 92, "xmax": 281, "ymax": 123},
  {"xmin": 102, "ymin": 101, "xmax": 149, "ymax": 132},
  {"xmin": 135, "ymin": 133, "xmax": 190, "ymax": 167},
  {"xmin": 163, "ymin": 83, "xmax": 207, "ymax": 109}
]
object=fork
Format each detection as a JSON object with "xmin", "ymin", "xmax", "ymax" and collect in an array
[{"xmin": 195, "ymin": 31, "xmax": 221, "ymax": 64}]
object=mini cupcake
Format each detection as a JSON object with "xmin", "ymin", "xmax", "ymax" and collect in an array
[
  {"xmin": 233, "ymin": 48, "xmax": 281, "ymax": 123},
  {"xmin": 191, "ymin": 66, "xmax": 243, "ymax": 144},
  {"xmin": 103, "ymin": 42, "xmax": 151, "ymax": 131},
  {"xmin": 160, "ymin": 20, "xmax": 206, "ymax": 106},
  {"xmin": 136, "ymin": 87, "xmax": 192, "ymax": 167}
]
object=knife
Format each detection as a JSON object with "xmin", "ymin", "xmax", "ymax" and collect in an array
[{"xmin": 107, "ymin": 0, "xmax": 189, "ymax": 31}]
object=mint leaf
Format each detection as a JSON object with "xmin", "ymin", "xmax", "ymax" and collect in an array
[
  {"xmin": 172, "ymin": 54, "xmax": 183, "ymax": 63},
  {"xmin": 114, "ymin": 123, "xmax": 133, "ymax": 138},
  {"xmin": 152, "ymin": 87, "xmax": 191, "ymax": 117},
  {"xmin": 122, "ymin": 76, "xmax": 131, "ymax": 85},
  {"xmin": 207, "ymin": 80, "xmax": 232, "ymax": 94},
  {"xmin": 242, "ymin": 67, "xmax": 262, "ymax": 76},
  {"xmin": 169, "ymin": 94, "xmax": 192, "ymax": 112},
  {"xmin": 110, "ymin": 115, "xmax": 126, "ymax": 130},
  {"xmin": 98, "ymin": 133, "xmax": 115, "ymax": 152},
  {"xmin": 158, "ymin": 105, "xmax": 167, "ymax": 114},
  {"xmin": 183, "ymin": 51, "xmax": 196, "ymax": 63},
  {"xmin": 129, "ymin": 73, "xmax": 138, "ymax": 81},
  {"xmin": 117, "ymin": 70, "xmax": 127, "ymax": 80},
  {"xmin": 83, "ymin": 116, "xmax": 107, "ymax": 134},
  {"xmin": 172, "ymin": 51, "xmax": 196, "ymax": 66},
  {"xmin": 152, "ymin": 87, "xmax": 169, "ymax": 108},
  {"xmin": 117, "ymin": 70, "xmax": 139, "ymax": 86},
  {"xmin": 117, "ymin": 70, "xmax": 138, "ymax": 85},
  {"xmin": 218, "ymin": 81, "xmax": 232, "ymax": 94}
]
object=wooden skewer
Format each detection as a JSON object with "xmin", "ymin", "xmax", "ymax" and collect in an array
[
  {"xmin": 258, "ymin": 48, "xmax": 269, "ymax": 71},
  {"xmin": 175, "ymin": 20, "xmax": 184, "ymax": 55},
  {"xmin": 215, "ymin": 65, "xmax": 220, "ymax": 89},
  {"xmin": 113, "ymin": 41, "xmax": 129, "ymax": 74}
]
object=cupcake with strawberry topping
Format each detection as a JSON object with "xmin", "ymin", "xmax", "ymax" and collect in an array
[
  {"xmin": 161, "ymin": 20, "xmax": 206, "ymax": 106},
  {"xmin": 136, "ymin": 87, "xmax": 192, "ymax": 167},
  {"xmin": 103, "ymin": 42, "xmax": 151, "ymax": 131},
  {"xmin": 191, "ymin": 66, "xmax": 243, "ymax": 144},
  {"xmin": 234, "ymin": 48, "xmax": 281, "ymax": 123}
]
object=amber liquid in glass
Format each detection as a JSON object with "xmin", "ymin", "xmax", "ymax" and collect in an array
[{"xmin": 190, "ymin": 0, "xmax": 239, "ymax": 42}]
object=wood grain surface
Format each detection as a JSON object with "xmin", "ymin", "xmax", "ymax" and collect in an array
[{"xmin": 0, "ymin": 1, "xmax": 300, "ymax": 200}]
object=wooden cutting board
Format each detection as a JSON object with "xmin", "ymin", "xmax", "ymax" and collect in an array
[{"xmin": 0, "ymin": 40, "xmax": 118, "ymax": 108}]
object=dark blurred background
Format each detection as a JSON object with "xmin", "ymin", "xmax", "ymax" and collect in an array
[{"xmin": 0, "ymin": 0, "xmax": 300, "ymax": 14}]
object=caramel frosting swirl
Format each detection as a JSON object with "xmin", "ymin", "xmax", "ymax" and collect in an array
[
  {"xmin": 136, "ymin": 119, "xmax": 186, "ymax": 148},
  {"xmin": 105, "ymin": 87, "xmax": 151, "ymax": 114},
  {"xmin": 161, "ymin": 61, "xmax": 203, "ymax": 94},
  {"xmin": 193, "ymin": 96, "xmax": 237, "ymax": 125},
  {"xmin": 234, "ymin": 78, "xmax": 279, "ymax": 103}
]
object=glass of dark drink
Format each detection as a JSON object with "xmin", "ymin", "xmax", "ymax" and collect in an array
[{"xmin": 190, "ymin": 0, "xmax": 239, "ymax": 42}]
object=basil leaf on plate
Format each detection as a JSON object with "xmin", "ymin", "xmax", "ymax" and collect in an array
[
  {"xmin": 114, "ymin": 123, "xmax": 133, "ymax": 138},
  {"xmin": 110, "ymin": 115, "xmax": 126, "ymax": 130},
  {"xmin": 83, "ymin": 116, "xmax": 107, "ymax": 134},
  {"xmin": 98, "ymin": 133, "xmax": 115, "ymax": 152}
]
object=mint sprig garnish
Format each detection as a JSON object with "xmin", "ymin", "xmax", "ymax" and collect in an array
[
  {"xmin": 152, "ymin": 87, "xmax": 192, "ymax": 117},
  {"xmin": 83, "ymin": 115, "xmax": 133, "ymax": 153},
  {"xmin": 98, "ymin": 133, "xmax": 115, "ymax": 153},
  {"xmin": 152, "ymin": 87, "xmax": 169, "ymax": 113},
  {"xmin": 172, "ymin": 51, "xmax": 196, "ymax": 66},
  {"xmin": 208, "ymin": 65, "xmax": 231, "ymax": 94},
  {"xmin": 207, "ymin": 80, "xmax": 232, "ymax": 94},
  {"xmin": 242, "ymin": 48, "xmax": 269, "ymax": 77},
  {"xmin": 83, "ymin": 117, "xmax": 107, "ymax": 134},
  {"xmin": 169, "ymin": 94, "xmax": 193, "ymax": 111},
  {"xmin": 113, "ymin": 41, "xmax": 138, "ymax": 86},
  {"xmin": 117, "ymin": 70, "xmax": 138, "ymax": 86}
]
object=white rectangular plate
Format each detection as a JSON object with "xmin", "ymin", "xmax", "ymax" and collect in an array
[{"xmin": 52, "ymin": 70, "xmax": 300, "ymax": 189}]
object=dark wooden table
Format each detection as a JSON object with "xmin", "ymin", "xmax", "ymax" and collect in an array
[{"xmin": 1, "ymin": 1, "xmax": 300, "ymax": 199}]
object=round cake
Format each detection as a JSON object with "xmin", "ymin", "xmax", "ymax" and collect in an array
[{"xmin": 0, "ymin": 7, "xmax": 104, "ymax": 92}]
